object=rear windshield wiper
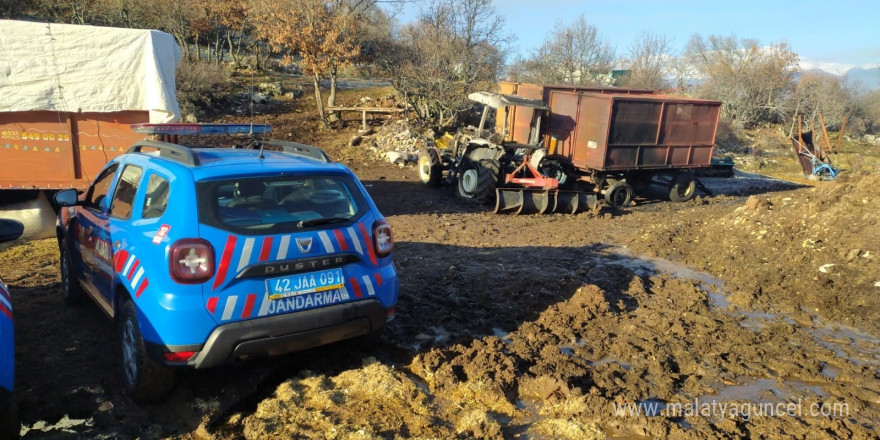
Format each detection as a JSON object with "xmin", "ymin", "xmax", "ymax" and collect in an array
[{"xmin": 297, "ymin": 217, "xmax": 349, "ymax": 228}]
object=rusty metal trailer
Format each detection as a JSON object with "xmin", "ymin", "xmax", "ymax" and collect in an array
[
  {"xmin": 418, "ymin": 82, "xmax": 722, "ymax": 213},
  {"xmin": 0, "ymin": 20, "xmax": 181, "ymax": 239}
]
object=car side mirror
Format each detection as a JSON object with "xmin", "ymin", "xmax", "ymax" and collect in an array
[
  {"xmin": 54, "ymin": 189, "xmax": 79, "ymax": 207},
  {"xmin": 0, "ymin": 219, "xmax": 24, "ymax": 243}
]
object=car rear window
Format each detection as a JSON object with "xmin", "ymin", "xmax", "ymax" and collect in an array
[{"xmin": 196, "ymin": 175, "xmax": 367, "ymax": 235}]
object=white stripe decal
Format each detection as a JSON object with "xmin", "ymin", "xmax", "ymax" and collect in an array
[
  {"xmin": 0, "ymin": 294, "xmax": 11, "ymax": 311},
  {"xmin": 318, "ymin": 231, "xmax": 335, "ymax": 253},
  {"xmin": 348, "ymin": 228, "xmax": 363, "ymax": 255},
  {"xmin": 131, "ymin": 267, "xmax": 145, "ymax": 290},
  {"xmin": 277, "ymin": 235, "xmax": 290, "ymax": 260},
  {"xmin": 222, "ymin": 296, "xmax": 238, "ymax": 321},
  {"xmin": 361, "ymin": 275, "xmax": 376, "ymax": 296},
  {"xmin": 123, "ymin": 255, "xmax": 136, "ymax": 277},
  {"xmin": 338, "ymin": 285, "xmax": 351, "ymax": 300},
  {"xmin": 257, "ymin": 292, "xmax": 271, "ymax": 316},
  {"xmin": 237, "ymin": 238, "xmax": 255, "ymax": 273}
]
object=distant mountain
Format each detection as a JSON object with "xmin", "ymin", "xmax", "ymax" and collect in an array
[
  {"xmin": 800, "ymin": 61, "xmax": 880, "ymax": 91},
  {"xmin": 844, "ymin": 67, "xmax": 880, "ymax": 91}
]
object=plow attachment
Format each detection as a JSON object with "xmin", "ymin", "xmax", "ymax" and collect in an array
[{"xmin": 494, "ymin": 188, "xmax": 599, "ymax": 215}]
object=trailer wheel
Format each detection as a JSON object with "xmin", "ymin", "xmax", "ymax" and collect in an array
[
  {"xmin": 669, "ymin": 174, "xmax": 696, "ymax": 202},
  {"xmin": 605, "ymin": 181, "xmax": 634, "ymax": 209},
  {"xmin": 417, "ymin": 149, "xmax": 442, "ymax": 185},
  {"xmin": 457, "ymin": 160, "xmax": 498, "ymax": 204}
]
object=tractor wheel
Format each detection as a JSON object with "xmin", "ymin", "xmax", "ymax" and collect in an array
[
  {"xmin": 119, "ymin": 298, "xmax": 175, "ymax": 402},
  {"xmin": 457, "ymin": 160, "xmax": 499, "ymax": 204},
  {"xmin": 604, "ymin": 181, "xmax": 634, "ymax": 209},
  {"xmin": 417, "ymin": 149, "xmax": 442, "ymax": 185},
  {"xmin": 668, "ymin": 174, "xmax": 696, "ymax": 202}
]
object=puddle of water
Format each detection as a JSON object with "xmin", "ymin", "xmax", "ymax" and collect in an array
[
  {"xmin": 598, "ymin": 247, "xmax": 730, "ymax": 308},
  {"xmin": 492, "ymin": 327, "xmax": 513, "ymax": 344},
  {"xmin": 807, "ymin": 324, "xmax": 880, "ymax": 366},
  {"xmin": 701, "ymin": 377, "xmax": 829, "ymax": 404},
  {"xmin": 590, "ymin": 357, "xmax": 633, "ymax": 371},
  {"xmin": 430, "ymin": 326, "xmax": 450, "ymax": 343},
  {"xmin": 821, "ymin": 363, "xmax": 841, "ymax": 380}
]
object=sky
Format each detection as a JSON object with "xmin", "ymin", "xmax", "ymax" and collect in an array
[{"xmin": 391, "ymin": 0, "xmax": 880, "ymax": 73}]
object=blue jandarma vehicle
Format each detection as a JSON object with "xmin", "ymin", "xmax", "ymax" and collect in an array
[
  {"xmin": 54, "ymin": 124, "xmax": 397, "ymax": 401},
  {"xmin": 1, "ymin": 218, "xmax": 24, "ymax": 439}
]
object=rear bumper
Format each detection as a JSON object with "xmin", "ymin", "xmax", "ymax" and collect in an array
[{"xmin": 184, "ymin": 299, "xmax": 387, "ymax": 369}]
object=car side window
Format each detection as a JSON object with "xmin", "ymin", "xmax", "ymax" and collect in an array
[
  {"xmin": 142, "ymin": 174, "xmax": 170, "ymax": 219},
  {"xmin": 85, "ymin": 163, "xmax": 120, "ymax": 211},
  {"xmin": 109, "ymin": 164, "xmax": 143, "ymax": 220}
]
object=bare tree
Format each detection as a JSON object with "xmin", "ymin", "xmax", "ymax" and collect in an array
[
  {"xmin": 507, "ymin": 15, "xmax": 614, "ymax": 86},
  {"xmin": 620, "ymin": 31, "xmax": 672, "ymax": 90},
  {"xmin": 686, "ymin": 34, "xmax": 798, "ymax": 127},
  {"xmin": 382, "ymin": 0, "xmax": 511, "ymax": 127}
]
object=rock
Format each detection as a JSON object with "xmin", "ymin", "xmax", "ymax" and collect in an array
[
  {"xmin": 746, "ymin": 195, "xmax": 771, "ymax": 211},
  {"xmin": 349, "ymin": 136, "xmax": 363, "ymax": 147},
  {"xmin": 183, "ymin": 114, "xmax": 198, "ymax": 123},
  {"xmin": 285, "ymin": 85, "xmax": 305, "ymax": 99},
  {"xmin": 257, "ymin": 82, "xmax": 282, "ymax": 97}
]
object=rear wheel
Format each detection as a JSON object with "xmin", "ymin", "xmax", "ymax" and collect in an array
[
  {"xmin": 59, "ymin": 239, "xmax": 85, "ymax": 305},
  {"xmin": 417, "ymin": 149, "xmax": 442, "ymax": 185},
  {"xmin": 457, "ymin": 160, "xmax": 499, "ymax": 204},
  {"xmin": 119, "ymin": 299, "xmax": 175, "ymax": 402},
  {"xmin": 604, "ymin": 181, "xmax": 634, "ymax": 209},
  {"xmin": 668, "ymin": 174, "xmax": 696, "ymax": 202}
]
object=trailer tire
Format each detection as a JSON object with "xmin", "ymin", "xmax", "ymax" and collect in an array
[
  {"xmin": 457, "ymin": 160, "xmax": 498, "ymax": 204},
  {"xmin": 60, "ymin": 239, "xmax": 85, "ymax": 305},
  {"xmin": 417, "ymin": 149, "xmax": 442, "ymax": 185},
  {"xmin": 669, "ymin": 174, "xmax": 696, "ymax": 202},
  {"xmin": 605, "ymin": 181, "xmax": 634, "ymax": 209}
]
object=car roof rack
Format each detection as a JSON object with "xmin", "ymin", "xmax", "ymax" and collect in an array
[
  {"xmin": 258, "ymin": 140, "xmax": 331, "ymax": 163},
  {"xmin": 127, "ymin": 140, "xmax": 201, "ymax": 166}
]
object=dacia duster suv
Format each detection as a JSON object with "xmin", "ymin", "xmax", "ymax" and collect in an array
[{"xmin": 54, "ymin": 125, "xmax": 397, "ymax": 401}]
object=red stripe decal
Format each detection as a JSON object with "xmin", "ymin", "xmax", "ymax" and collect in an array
[
  {"xmin": 206, "ymin": 297, "xmax": 219, "ymax": 314},
  {"xmin": 0, "ymin": 303, "xmax": 11, "ymax": 320},
  {"xmin": 348, "ymin": 277, "xmax": 363, "ymax": 298},
  {"xmin": 114, "ymin": 250, "xmax": 130, "ymax": 272},
  {"xmin": 374, "ymin": 273, "xmax": 383, "ymax": 287},
  {"xmin": 127, "ymin": 259, "xmax": 140, "ymax": 280},
  {"xmin": 259, "ymin": 237, "xmax": 273, "ymax": 262},
  {"xmin": 213, "ymin": 235, "xmax": 238, "ymax": 290},
  {"xmin": 333, "ymin": 229, "xmax": 349, "ymax": 251},
  {"xmin": 242, "ymin": 294, "xmax": 257, "ymax": 319},
  {"xmin": 358, "ymin": 223, "xmax": 378, "ymax": 266},
  {"xmin": 135, "ymin": 279, "xmax": 149, "ymax": 298}
]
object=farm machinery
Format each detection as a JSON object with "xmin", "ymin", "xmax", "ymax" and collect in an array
[{"xmin": 417, "ymin": 83, "xmax": 722, "ymax": 214}]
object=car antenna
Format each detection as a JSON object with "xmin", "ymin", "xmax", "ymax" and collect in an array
[{"xmin": 249, "ymin": 69, "xmax": 265, "ymax": 160}]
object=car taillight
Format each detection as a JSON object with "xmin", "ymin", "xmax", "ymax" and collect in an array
[
  {"xmin": 372, "ymin": 220, "xmax": 393, "ymax": 257},
  {"xmin": 170, "ymin": 239, "xmax": 214, "ymax": 284}
]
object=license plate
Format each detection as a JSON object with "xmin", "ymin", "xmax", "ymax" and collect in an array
[{"xmin": 267, "ymin": 268, "xmax": 344, "ymax": 300}]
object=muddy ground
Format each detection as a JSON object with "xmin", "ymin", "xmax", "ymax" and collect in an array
[{"xmin": 4, "ymin": 87, "xmax": 880, "ymax": 439}]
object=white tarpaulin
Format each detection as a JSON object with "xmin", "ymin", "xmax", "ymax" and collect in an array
[{"xmin": 0, "ymin": 20, "xmax": 181, "ymax": 122}]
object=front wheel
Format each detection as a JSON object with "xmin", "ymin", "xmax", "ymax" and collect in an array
[
  {"xmin": 457, "ymin": 160, "xmax": 499, "ymax": 204},
  {"xmin": 119, "ymin": 299, "xmax": 175, "ymax": 402}
]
